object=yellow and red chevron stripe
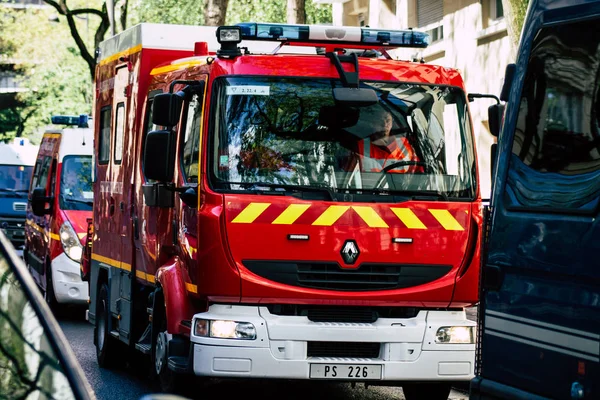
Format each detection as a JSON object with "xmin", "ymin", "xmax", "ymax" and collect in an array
[{"xmin": 228, "ymin": 202, "xmax": 468, "ymax": 231}]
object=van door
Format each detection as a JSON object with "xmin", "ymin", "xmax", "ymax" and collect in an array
[
  {"xmin": 111, "ymin": 64, "xmax": 133, "ymax": 343},
  {"xmin": 480, "ymin": 13, "xmax": 600, "ymax": 400}
]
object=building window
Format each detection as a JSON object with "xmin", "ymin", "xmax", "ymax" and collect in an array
[
  {"xmin": 417, "ymin": 0, "xmax": 443, "ymax": 28},
  {"xmin": 490, "ymin": 0, "xmax": 504, "ymax": 20},
  {"xmin": 427, "ymin": 24, "xmax": 444, "ymax": 43}
]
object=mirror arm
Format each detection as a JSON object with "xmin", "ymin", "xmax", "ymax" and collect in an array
[
  {"xmin": 327, "ymin": 52, "xmax": 360, "ymax": 88},
  {"xmin": 468, "ymin": 93, "xmax": 500, "ymax": 104}
]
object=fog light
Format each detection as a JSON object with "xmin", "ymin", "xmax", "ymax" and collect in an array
[
  {"xmin": 193, "ymin": 319, "xmax": 256, "ymax": 340},
  {"xmin": 435, "ymin": 326, "xmax": 475, "ymax": 344}
]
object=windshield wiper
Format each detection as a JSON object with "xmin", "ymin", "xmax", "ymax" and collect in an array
[
  {"xmin": 62, "ymin": 197, "xmax": 93, "ymax": 206},
  {"xmin": 341, "ymin": 188, "xmax": 449, "ymax": 201},
  {"xmin": 221, "ymin": 182, "xmax": 336, "ymax": 201}
]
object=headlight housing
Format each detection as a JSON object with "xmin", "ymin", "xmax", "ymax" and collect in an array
[
  {"xmin": 194, "ymin": 319, "xmax": 256, "ymax": 340},
  {"xmin": 435, "ymin": 326, "xmax": 475, "ymax": 344},
  {"xmin": 60, "ymin": 221, "xmax": 83, "ymax": 262}
]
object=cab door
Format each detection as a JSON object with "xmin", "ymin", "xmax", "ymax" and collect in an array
[
  {"xmin": 174, "ymin": 78, "xmax": 208, "ymax": 288},
  {"xmin": 480, "ymin": 9, "xmax": 600, "ymax": 400}
]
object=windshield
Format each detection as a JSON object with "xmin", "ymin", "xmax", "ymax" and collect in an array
[
  {"xmin": 0, "ymin": 165, "xmax": 33, "ymax": 192},
  {"xmin": 59, "ymin": 156, "xmax": 93, "ymax": 211},
  {"xmin": 210, "ymin": 77, "xmax": 476, "ymax": 200}
]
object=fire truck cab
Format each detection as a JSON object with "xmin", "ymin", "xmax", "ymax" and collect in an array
[{"xmin": 89, "ymin": 22, "xmax": 482, "ymax": 399}]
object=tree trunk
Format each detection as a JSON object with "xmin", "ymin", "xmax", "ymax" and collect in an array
[
  {"xmin": 287, "ymin": 0, "xmax": 306, "ymax": 24},
  {"xmin": 204, "ymin": 0, "xmax": 229, "ymax": 26}
]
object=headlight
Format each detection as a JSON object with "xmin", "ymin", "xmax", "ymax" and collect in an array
[
  {"xmin": 60, "ymin": 221, "xmax": 83, "ymax": 262},
  {"xmin": 435, "ymin": 326, "xmax": 475, "ymax": 344},
  {"xmin": 194, "ymin": 319, "xmax": 256, "ymax": 340}
]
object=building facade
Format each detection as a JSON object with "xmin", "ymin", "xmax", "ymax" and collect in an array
[{"xmin": 319, "ymin": 0, "xmax": 512, "ymax": 197}]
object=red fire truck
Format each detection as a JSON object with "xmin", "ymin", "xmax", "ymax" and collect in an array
[{"xmin": 88, "ymin": 22, "xmax": 482, "ymax": 399}]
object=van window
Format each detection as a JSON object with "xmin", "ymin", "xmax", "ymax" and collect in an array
[
  {"xmin": 30, "ymin": 156, "xmax": 51, "ymax": 193},
  {"xmin": 507, "ymin": 18, "xmax": 600, "ymax": 211},
  {"xmin": 99, "ymin": 106, "xmax": 111, "ymax": 164},
  {"xmin": 114, "ymin": 103, "xmax": 125, "ymax": 164},
  {"xmin": 181, "ymin": 94, "xmax": 202, "ymax": 183}
]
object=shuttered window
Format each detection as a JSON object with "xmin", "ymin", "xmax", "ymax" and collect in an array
[{"xmin": 417, "ymin": 0, "xmax": 443, "ymax": 27}]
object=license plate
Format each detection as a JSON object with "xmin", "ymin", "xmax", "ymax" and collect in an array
[{"xmin": 309, "ymin": 364, "xmax": 382, "ymax": 380}]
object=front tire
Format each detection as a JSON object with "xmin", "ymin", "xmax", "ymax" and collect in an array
[
  {"xmin": 402, "ymin": 383, "xmax": 452, "ymax": 400},
  {"xmin": 44, "ymin": 262, "xmax": 60, "ymax": 314},
  {"xmin": 95, "ymin": 283, "xmax": 119, "ymax": 368}
]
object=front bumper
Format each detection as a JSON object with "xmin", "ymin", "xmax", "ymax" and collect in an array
[
  {"xmin": 51, "ymin": 252, "xmax": 89, "ymax": 304},
  {"xmin": 190, "ymin": 305, "xmax": 475, "ymax": 381}
]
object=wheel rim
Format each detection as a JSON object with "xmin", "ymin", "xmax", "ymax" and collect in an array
[
  {"xmin": 97, "ymin": 299, "xmax": 106, "ymax": 351},
  {"xmin": 155, "ymin": 331, "xmax": 167, "ymax": 375}
]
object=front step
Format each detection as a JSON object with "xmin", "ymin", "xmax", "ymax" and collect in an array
[
  {"xmin": 168, "ymin": 356, "xmax": 190, "ymax": 374},
  {"xmin": 110, "ymin": 330, "xmax": 119, "ymax": 339},
  {"xmin": 135, "ymin": 343, "xmax": 151, "ymax": 355}
]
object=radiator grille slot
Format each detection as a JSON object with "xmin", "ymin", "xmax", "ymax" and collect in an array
[
  {"xmin": 243, "ymin": 261, "xmax": 452, "ymax": 291},
  {"xmin": 13, "ymin": 202, "xmax": 26, "ymax": 212},
  {"xmin": 307, "ymin": 342, "xmax": 381, "ymax": 358}
]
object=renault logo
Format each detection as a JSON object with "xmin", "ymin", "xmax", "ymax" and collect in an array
[{"xmin": 341, "ymin": 240, "xmax": 360, "ymax": 265}]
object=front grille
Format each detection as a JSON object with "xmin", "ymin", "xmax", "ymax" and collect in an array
[
  {"xmin": 0, "ymin": 218, "xmax": 25, "ymax": 230},
  {"xmin": 298, "ymin": 263, "xmax": 402, "ymax": 290},
  {"xmin": 243, "ymin": 261, "xmax": 451, "ymax": 292},
  {"xmin": 308, "ymin": 342, "xmax": 380, "ymax": 358}
]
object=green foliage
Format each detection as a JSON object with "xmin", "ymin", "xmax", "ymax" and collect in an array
[
  {"xmin": 0, "ymin": 6, "xmax": 96, "ymax": 141},
  {"xmin": 226, "ymin": 0, "xmax": 332, "ymax": 24},
  {"xmin": 128, "ymin": 0, "xmax": 205, "ymax": 25}
]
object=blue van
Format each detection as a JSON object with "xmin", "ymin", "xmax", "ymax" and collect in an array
[{"xmin": 471, "ymin": 0, "xmax": 600, "ymax": 399}]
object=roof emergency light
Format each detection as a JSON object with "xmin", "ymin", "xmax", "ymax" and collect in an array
[
  {"xmin": 235, "ymin": 22, "xmax": 430, "ymax": 48},
  {"xmin": 51, "ymin": 114, "xmax": 90, "ymax": 128}
]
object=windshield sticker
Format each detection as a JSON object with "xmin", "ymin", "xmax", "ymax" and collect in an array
[
  {"xmin": 219, "ymin": 155, "xmax": 229, "ymax": 167},
  {"xmin": 226, "ymin": 86, "xmax": 270, "ymax": 96}
]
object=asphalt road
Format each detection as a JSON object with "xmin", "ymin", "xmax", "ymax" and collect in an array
[{"xmin": 58, "ymin": 313, "xmax": 471, "ymax": 400}]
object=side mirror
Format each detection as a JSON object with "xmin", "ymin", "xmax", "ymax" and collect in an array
[
  {"xmin": 152, "ymin": 93, "xmax": 184, "ymax": 127},
  {"xmin": 179, "ymin": 187, "xmax": 198, "ymax": 208},
  {"xmin": 333, "ymin": 88, "xmax": 379, "ymax": 107},
  {"xmin": 500, "ymin": 63, "xmax": 516, "ymax": 102},
  {"xmin": 143, "ymin": 130, "xmax": 175, "ymax": 182},
  {"xmin": 488, "ymin": 103, "xmax": 505, "ymax": 137},
  {"xmin": 31, "ymin": 187, "xmax": 52, "ymax": 217}
]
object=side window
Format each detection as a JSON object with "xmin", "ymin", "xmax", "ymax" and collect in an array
[
  {"xmin": 114, "ymin": 103, "xmax": 125, "ymax": 164},
  {"xmin": 507, "ymin": 18, "xmax": 600, "ymax": 212},
  {"xmin": 99, "ymin": 106, "xmax": 111, "ymax": 164},
  {"xmin": 181, "ymin": 94, "xmax": 203, "ymax": 183},
  {"xmin": 141, "ymin": 89, "xmax": 162, "ymax": 181},
  {"xmin": 35, "ymin": 157, "xmax": 52, "ymax": 193},
  {"xmin": 29, "ymin": 159, "xmax": 42, "ymax": 193}
]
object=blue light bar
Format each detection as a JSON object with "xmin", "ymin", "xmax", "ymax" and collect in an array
[
  {"xmin": 235, "ymin": 22, "xmax": 429, "ymax": 48},
  {"xmin": 51, "ymin": 114, "xmax": 89, "ymax": 128}
]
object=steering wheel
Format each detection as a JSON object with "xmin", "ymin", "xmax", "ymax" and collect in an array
[{"xmin": 381, "ymin": 160, "xmax": 427, "ymax": 173}]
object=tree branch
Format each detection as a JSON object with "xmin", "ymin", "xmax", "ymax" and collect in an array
[{"xmin": 120, "ymin": 0, "xmax": 129, "ymax": 31}]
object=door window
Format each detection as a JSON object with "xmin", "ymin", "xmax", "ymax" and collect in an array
[
  {"xmin": 114, "ymin": 103, "xmax": 125, "ymax": 164},
  {"xmin": 99, "ymin": 106, "xmax": 112, "ymax": 164},
  {"xmin": 181, "ymin": 94, "xmax": 203, "ymax": 183},
  {"xmin": 506, "ymin": 18, "xmax": 600, "ymax": 212}
]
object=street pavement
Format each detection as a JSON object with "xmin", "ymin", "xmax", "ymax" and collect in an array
[{"xmin": 58, "ymin": 311, "xmax": 474, "ymax": 400}]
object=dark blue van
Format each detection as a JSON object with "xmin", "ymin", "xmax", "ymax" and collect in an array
[{"xmin": 471, "ymin": 0, "xmax": 600, "ymax": 399}]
